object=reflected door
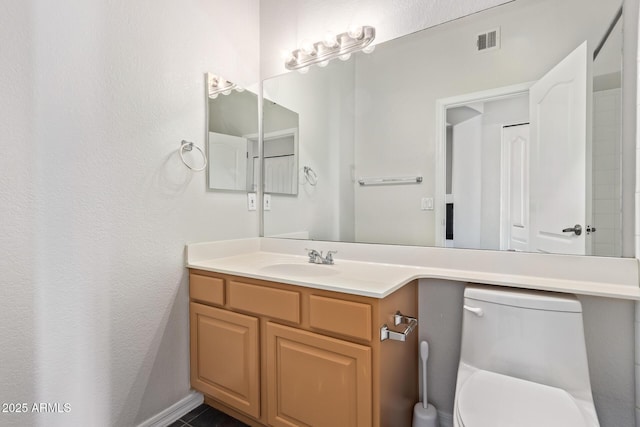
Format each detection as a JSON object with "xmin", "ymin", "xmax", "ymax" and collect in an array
[
  {"xmin": 209, "ymin": 132, "xmax": 248, "ymax": 191},
  {"xmin": 529, "ymin": 41, "xmax": 590, "ymax": 255},
  {"xmin": 501, "ymin": 124, "xmax": 530, "ymax": 252}
]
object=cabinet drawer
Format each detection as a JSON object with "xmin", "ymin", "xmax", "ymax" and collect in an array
[
  {"xmin": 309, "ymin": 295, "xmax": 372, "ymax": 341},
  {"xmin": 190, "ymin": 273, "xmax": 225, "ymax": 306},
  {"xmin": 229, "ymin": 281, "xmax": 300, "ymax": 324}
]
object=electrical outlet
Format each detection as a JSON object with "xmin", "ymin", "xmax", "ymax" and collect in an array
[
  {"xmin": 421, "ymin": 197, "xmax": 434, "ymax": 211},
  {"xmin": 264, "ymin": 194, "xmax": 272, "ymax": 211},
  {"xmin": 247, "ymin": 193, "xmax": 257, "ymax": 211}
]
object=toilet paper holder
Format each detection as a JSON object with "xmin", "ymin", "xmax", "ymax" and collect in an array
[{"xmin": 380, "ymin": 311, "xmax": 418, "ymax": 342}]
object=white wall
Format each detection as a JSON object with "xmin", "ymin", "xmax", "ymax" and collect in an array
[
  {"xmin": 262, "ymin": 60, "xmax": 355, "ymax": 241},
  {"xmin": 0, "ymin": 1, "xmax": 259, "ymax": 426}
]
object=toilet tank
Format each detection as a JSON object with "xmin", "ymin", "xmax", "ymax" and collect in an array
[{"xmin": 460, "ymin": 285, "xmax": 593, "ymax": 402}]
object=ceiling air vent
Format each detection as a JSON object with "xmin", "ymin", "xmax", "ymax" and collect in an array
[{"xmin": 476, "ymin": 28, "xmax": 500, "ymax": 52}]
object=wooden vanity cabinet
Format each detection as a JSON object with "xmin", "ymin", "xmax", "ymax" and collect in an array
[{"xmin": 189, "ymin": 269, "xmax": 418, "ymax": 427}]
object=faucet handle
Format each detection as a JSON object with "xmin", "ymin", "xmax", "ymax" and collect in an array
[
  {"xmin": 305, "ymin": 248, "xmax": 321, "ymax": 263},
  {"xmin": 325, "ymin": 250, "xmax": 337, "ymax": 264}
]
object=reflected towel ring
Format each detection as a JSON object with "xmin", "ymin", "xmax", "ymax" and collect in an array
[
  {"xmin": 303, "ymin": 166, "xmax": 318, "ymax": 186},
  {"xmin": 179, "ymin": 140, "xmax": 207, "ymax": 172}
]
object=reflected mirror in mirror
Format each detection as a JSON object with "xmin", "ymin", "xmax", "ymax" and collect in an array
[
  {"xmin": 262, "ymin": 0, "xmax": 633, "ymax": 257},
  {"xmin": 262, "ymin": 100, "xmax": 299, "ymax": 195},
  {"xmin": 207, "ymin": 74, "xmax": 257, "ymax": 192}
]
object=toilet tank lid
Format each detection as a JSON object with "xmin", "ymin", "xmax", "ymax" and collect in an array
[{"xmin": 464, "ymin": 285, "xmax": 581, "ymax": 312}]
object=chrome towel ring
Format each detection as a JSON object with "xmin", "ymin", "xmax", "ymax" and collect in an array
[{"xmin": 180, "ymin": 140, "xmax": 207, "ymax": 172}]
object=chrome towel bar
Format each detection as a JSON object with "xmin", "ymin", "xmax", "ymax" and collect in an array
[{"xmin": 358, "ymin": 176, "xmax": 422, "ymax": 186}]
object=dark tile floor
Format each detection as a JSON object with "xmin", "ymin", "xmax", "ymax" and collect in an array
[{"xmin": 168, "ymin": 404, "xmax": 249, "ymax": 427}]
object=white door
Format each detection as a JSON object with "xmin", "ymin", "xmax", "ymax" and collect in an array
[
  {"xmin": 451, "ymin": 115, "xmax": 483, "ymax": 249},
  {"xmin": 529, "ymin": 42, "xmax": 590, "ymax": 255},
  {"xmin": 263, "ymin": 155, "xmax": 296, "ymax": 194},
  {"xmin": 500, "ymin": 124, "xmax": 530, "ymax": 252},
  {"xmin": 209, "ymin": 132, "xmax": 248, "ymax": 191}
]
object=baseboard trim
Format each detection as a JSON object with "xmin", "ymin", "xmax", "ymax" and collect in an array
[{"xmin": 136, "ymin": 390, "xmax": 204, "ymax": 427}]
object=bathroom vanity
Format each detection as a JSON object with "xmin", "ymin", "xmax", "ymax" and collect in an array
[
  {"xmin": 186, "ymin": 237, "xmax": 640, "ymax": 426},
  {"xmin": 188, "ymin": 268, "xmax": 418, "ymax": 427}
]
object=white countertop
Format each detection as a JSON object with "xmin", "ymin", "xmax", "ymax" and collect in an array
[
  {"xmin": 186, "ymin": 238, "xmax": 640, "ymax": 299},
  {"xmin": 188, "ymin": 251, "xmax": 422, "ymax": 298}
]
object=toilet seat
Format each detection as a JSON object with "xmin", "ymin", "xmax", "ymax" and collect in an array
[{"xmin": 456, "ymin": 370, "xmax": 587, "ymax": 427}]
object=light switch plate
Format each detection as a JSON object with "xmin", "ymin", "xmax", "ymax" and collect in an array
[
  {"xmin": 421, "ymin": 197, "xmax": 434, "ymax": 210},
  {"xmin": 264, "ymin": 194, "xmax": 272, "ymax": 211},
  {"xmin": 247, "ymin": 193, "xmax": 257, "ymax": 211}
]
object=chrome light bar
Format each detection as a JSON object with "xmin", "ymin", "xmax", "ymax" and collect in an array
[{"xmin": 285, "ymin": 26, "xmax": 376, "ymax": 71}]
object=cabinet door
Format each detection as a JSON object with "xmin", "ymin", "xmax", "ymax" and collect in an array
[
  {"xmin": 190, "ymin": 302, "xmax": 260, "ymax": 418},
  {"xmin": 266, "ymin": 322, "xmax": 372, "ymax": 427}
]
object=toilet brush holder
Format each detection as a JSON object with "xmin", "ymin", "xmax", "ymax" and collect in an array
[
  {"xmin": 413, "ymin": 341, "xmax": 440, "ymax": 427},
  {"xmin": 412, "ymin": 402, "xmax": 439, "ymax": 427}
]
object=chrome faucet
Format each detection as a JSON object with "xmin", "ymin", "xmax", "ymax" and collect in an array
[
  {"xmin": 324, "ymin": 250, "xmax": 337, "ymax": 264},
  {"xmin": 305, "ymin": 249, "xmax": 337, "ymax": 265}
]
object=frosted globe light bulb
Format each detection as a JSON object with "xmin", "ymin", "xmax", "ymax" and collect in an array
[
  {"xmin": 318, "ymin": 60, "xmax": 330, "ymax": 68},
  {"xmin": 339, "ymin": 53, "xmax": 351, "ymax": 61},
  {"xmin": 348, "ymin": 26, "xmax": 364, "ymax": 39},
  {"xmin": 283, "ymin": 50, "xmax": 296, "ymax": 63},
  {"xmin": 235, "ymin": 86, "xmax": 245, "ymax": 92},
  {"xmin": 222, "ymin": 89, "xmax": 232, "ymax": 96},
  {"xmin": 209, "ymin": 93, "xmax": 218, "ymax": 99},
  {"xmin": 363, "ymin": 44, "xmax": 376, "ymax": 54},
  {"xmin": 298, "ymin": 66, "xmax": 310, "ymax": 74},
  {"xmin": 323, "ymin": 32, "xmax": 338, "ymax": 48},
  {"xmin": 300, "ymin": 40, "xmax": 316, "ymax": 55}
]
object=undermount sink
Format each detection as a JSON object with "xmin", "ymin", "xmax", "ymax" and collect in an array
[{"xmin": 259, "ymin": 263, "xmax": 339, "ymax": 277}]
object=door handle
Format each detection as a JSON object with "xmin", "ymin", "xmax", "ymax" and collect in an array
[{"xmin": 562, "ymin": 224, "xmax": 582, "ymax": 236}]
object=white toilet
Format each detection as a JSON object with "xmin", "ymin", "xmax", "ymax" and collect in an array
[{"xmin": 453, "ymin": 285, "xmax": 600, "ymax": 427}]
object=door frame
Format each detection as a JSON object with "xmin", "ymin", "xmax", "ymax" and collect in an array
[{"xmin": 434, "ymin": 81, "xmax": 534, "ymax": 247}]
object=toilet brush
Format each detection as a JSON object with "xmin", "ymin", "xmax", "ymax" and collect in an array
[{"xmin": 412, "ymin": 341, "xmax": 440, "ymax": 427}]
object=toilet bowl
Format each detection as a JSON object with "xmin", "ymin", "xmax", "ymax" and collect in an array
[{"xmin": 453, "ymin": 285, "xmax": 599, "ymax": 427}]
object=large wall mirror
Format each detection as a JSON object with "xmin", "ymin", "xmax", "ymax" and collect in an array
[
  {"xmin": 207, "ymin": 76, "xmax": 299, "ymax": 194},
  {"xmin": 262, "ymin": 0, "xmax": 635, "ymax": 257}
]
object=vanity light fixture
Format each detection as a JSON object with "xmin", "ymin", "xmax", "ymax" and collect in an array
[
  {"xmin": 285, "ymin": 25, "xmax": 376, "ymax": 71},
  {"xmin": 208, "ymin": 73, "xmax": 244, "ymax": 99}
]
